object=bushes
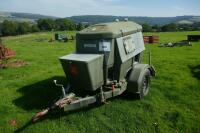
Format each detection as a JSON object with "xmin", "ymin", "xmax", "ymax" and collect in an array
[
  {"xmin": 1, "ymin": 18, "xmax": 198, "ymax": 36},
  {"xmin": 1, "ymin": 20, "xmax": 18, "ymax": 36},
  {"xmin": 0, "ymin": 20, "xmax": 36, "ymax": 36},
  {"xmin": 142, "ymin": 22, "xmax": 200, "ymax": 32},
  {"xmin": 30, "ymin": 24, "xmax": 40, "ymax": 32},
  {"xmin": 161, "ymin": 23, "xmax": 178, "ymax": 32},
  {"xmin": 55, "ymin": 19, "xmax": 76, "ymax": 31},
  {"xmin": 37, "ymin": 19, "xmax": 56, "ymax": 31},
  {"xmin": 17, "ymin": 22, "xmax": 30, "ymax": 35},
  {"xmin": 142, "ymin": 23, "xmax": 178, "ymax": 32},
  {"xmin": 0, "ymin": 19, "xmax": 84, "ymax": 37},
  {"xmin": 142, "ymin": 23, "xmax": 153, "ymax": 32}
]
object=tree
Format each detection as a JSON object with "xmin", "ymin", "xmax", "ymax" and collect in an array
[
  {"xmin": 192, "ymin": 22, "xmax": 200, "ymax": 31},
  {"xmin": 152, "ymin": 24, "xmax": 161, "ymax": 32},
  {"xmin": 161, "ymin": 23, "xmax": 178, "ymax": 32},
  {"xmin": 30, "ymin": 24, "xmax": 40, "ymax": 32},
  {"xmin": 0, "ymin": 23, "xmax": 2, "ymax": 37},
  {"xmin": 76, "ymin": 23, "xmax": 84, "ymax": 31},
  {"xmin": 84, "ymin": 24, "xmax": 90, "ymax": 28},
  {"xmin": 17, "ymin": 22, "xmax": 30, "ymax": 34},
  {"xmin": 55, "ymin": 19, "xmax": 76, "ymax": 31},
  {"xmin": 142, "ymin": 23, "xmax": 153, "ymax": 32},
  {"xmin": 37, "ymin": 19, "xmax": 55, "ymax": 31},
  {"xmin": 1, "ymin": 20, "xmax": 18, "ymax": 36}
]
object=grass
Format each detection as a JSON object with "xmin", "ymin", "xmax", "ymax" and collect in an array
[{"xmin": 0, "ymin": 31, "xmax": 200, "ymax": 133}]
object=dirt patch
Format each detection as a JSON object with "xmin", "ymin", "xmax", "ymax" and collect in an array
[
  {"xmin": 0, "ymin": 60, "xmax": 28, "ymax": 69},
  {"xmin": 0, "ymin": 44, "xmax": 15, "ymax": 60}
]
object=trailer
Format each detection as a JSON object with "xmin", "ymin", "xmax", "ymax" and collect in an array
[{"xmin": 32, "ymin": 20, "xmax": 156, "ymax": 122}]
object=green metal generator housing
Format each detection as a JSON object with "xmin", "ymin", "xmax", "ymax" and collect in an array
[
  {"xmin": 60, "ymin": 21, "xmax": 153, "ymax": 94},
  {"xmin": 60, "ymin": 54, "xmax": 104, "ymax": 91}
]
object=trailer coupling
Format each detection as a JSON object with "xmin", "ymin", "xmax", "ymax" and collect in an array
[{"xmin": 32, "ymin": 93, "xmax": 76, "ymax": 122}]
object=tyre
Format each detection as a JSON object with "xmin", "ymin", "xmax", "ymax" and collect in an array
[
  {"xmin": 127, "ymin": 64, "xmax": 154, "ymax": 99},
  {"xmin": 139, "ymin": 69, "xmax": 150, "ymax": 98}
]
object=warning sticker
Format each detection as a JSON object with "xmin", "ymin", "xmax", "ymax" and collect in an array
[{"xmin": 99, "ymin": 41, "xmax": 111, "ymax": 52}]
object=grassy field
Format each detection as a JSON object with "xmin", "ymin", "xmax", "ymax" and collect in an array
[{"xmin": 0, "ymin": 31, "xmax": 200, "ymax": 133}]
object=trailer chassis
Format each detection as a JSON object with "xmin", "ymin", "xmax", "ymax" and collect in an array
[{"xmin": 32, "ymin": 80, "xmax": 127, "ymax": 122}]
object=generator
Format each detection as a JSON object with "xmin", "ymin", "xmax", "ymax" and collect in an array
[{"xmin": 32, "ymin": 20, "xmax": 156, "ymax": 122}]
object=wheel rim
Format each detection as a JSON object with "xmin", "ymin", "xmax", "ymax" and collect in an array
[{"xmin": 142, "ymin": 75, "xmax": 149, "ymax": 95}]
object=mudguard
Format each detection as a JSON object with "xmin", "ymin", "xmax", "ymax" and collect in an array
[{"xmin": 127, "ymin": 63, "xmax": 155, "ymax": 93}]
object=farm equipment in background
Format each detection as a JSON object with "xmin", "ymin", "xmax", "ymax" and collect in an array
[
  {"xmin": 160, "ymin": 40, "xmax": 192, "ymax": 47},
  {"xmin": 54, "ymin": 33, "xmax": 75, "ymax": 42},
  {"xmin": 32, "ymin": 20, "xmax": 156, "ymax": 122},
  {"xmin": 187, "ymin": 35, "xmax": 200, "ymax": 42},
  {"xmin": 143, "ymin": 36, "xmax": 159, "ymax": 44}
]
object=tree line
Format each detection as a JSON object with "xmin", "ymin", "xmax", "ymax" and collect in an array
[
  {"xmin": 0, "ymin": 18, "xmax": 199, "ymax": 36},
  {"xmin": 142, "ymin": 22, "xmax": 200, "ymax": 32},
  {"xmin": 0, "ymin": 18, "xmax": 85, "ymax": 37}
]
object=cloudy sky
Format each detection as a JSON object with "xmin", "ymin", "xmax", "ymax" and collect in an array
[{"xmin": 0, "ymin": 0, "xmax": 199, "ymax": 17}]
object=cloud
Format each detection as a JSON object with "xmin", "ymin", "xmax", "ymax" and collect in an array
[{"xmin": 171, "ymin": 5, "xmax": 200, "ymax": 16}]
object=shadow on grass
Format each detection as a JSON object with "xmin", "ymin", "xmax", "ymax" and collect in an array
[
  {"xmin": 13, "ymin": 76, "xmax": 140, "ymax": 111},
  {"xmin": 13, "ymin": 76, "xmax": 68, "ymax": 110},
  {"xmin": 14, "ymin": 96, "xmax": 139, "ymax": 133},
  {"xmin": 13, "ymin": 76, "xmax": 140, "ymax": 132},
  {"xmin": 14, "ymin": 104, "xmax": 103, "ymax": 133},
  {"xmin": 188, "ymin": 65, "xmax": 200, "ymax": 80}
]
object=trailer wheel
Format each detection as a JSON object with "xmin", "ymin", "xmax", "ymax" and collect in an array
[
  {"xmin": 127, "ymin": 64, "xmax": 153, "ymax": 99},
  {"xmin": 139, "ymin": 69, "xmax": 150, "ymax": 98}
]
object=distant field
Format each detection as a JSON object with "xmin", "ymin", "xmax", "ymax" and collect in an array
[{"xmin": 0, "ymin": 31, "xmax": 199, "ymax": 133}]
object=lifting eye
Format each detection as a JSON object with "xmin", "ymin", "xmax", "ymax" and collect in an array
[{"xmin": 70, "ymin": 64, "xmax": 79, "ymax": 76}]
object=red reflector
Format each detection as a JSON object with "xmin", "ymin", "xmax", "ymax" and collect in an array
[{"xmin": 70, "ymin": 64, "xmax": 79, "ymax": 76}]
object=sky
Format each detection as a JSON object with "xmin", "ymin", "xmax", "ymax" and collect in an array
[{"xmin": 0, "ymin": 0, "xmax": 199, "ymax": 17}]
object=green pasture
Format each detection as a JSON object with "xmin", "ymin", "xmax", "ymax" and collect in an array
[{"xmin": 0, "ymin": 31, "xmax": 199, "ymax": 133}]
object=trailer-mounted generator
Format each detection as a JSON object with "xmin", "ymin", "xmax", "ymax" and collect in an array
[{"xmin": 32, "ymin": 21, "xmax": 156, "ymax": 122}]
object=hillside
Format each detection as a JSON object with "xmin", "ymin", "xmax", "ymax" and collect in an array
[
  {"xmin": 69, "ymin": 15, "xmax": 200, "ymax": 25},
  {"xmin": 0, "ymin": 11, "xmax": 58, "ymax": 23},
  {"xmin": 0, "ymin": 11, "xmax": 200, "ymax": 25}
]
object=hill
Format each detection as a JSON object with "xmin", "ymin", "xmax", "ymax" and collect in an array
[
  {"xmin": 69, "ymin": 15, "xmax": 200, "ymax": 25},
  {"xmin": 0, "ymin": 11, "xmax": 58, "ymax": 23},
  {"xmin": 1, "ymin": 11, "xmax": 200, "ymax": 25}
]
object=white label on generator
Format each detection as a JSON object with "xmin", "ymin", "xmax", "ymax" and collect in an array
[
  {"xmin": 99, "ymin": 41, "xmax": 111, "ymax": 52},
  {"xmin": 123, "ymin": 36, "xmax": 136, "ymax": 54},
  {"xmin": 84, "ymin": 44, "xmax": 96, "ymax": 48}
]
